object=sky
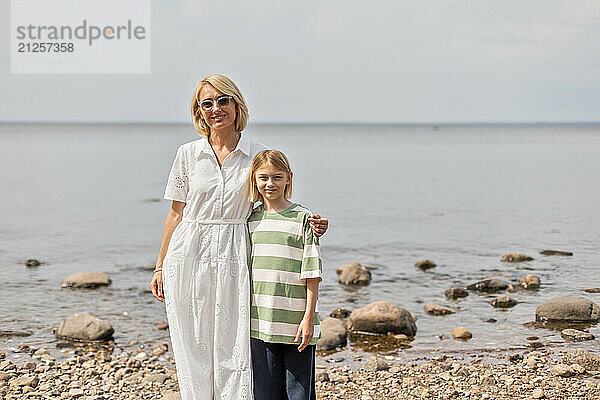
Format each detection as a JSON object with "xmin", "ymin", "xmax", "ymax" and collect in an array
[{"xmin": 1, "ymin": 0, "xmax": 599, "ymax": 124}]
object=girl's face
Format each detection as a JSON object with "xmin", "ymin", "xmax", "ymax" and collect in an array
[{"xmin": 255, "ymin": 162, "xmax": 291, "ymax": 202}]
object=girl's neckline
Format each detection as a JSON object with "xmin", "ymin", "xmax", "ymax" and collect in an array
[{"xmin": 263, "ymin": 203, "xmax": 297, "ymax": 214}]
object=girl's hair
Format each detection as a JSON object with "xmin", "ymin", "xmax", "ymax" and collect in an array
[
  {"xmin": 248, "ymin": 150, "xmax": 293, "ymax": 203},
  {"xmin": 190, "ymin": 74, "xmax": 249, "ymax": 137}
]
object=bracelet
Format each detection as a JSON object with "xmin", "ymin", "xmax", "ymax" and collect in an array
[{"xmin": 153, "ymin": 268, "xmax": 162, "ymax": 274}]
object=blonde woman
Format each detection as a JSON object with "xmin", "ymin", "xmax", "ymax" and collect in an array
[{"xmin": 149, "ymin": 74, "xmax": 328, "ymax": 400}]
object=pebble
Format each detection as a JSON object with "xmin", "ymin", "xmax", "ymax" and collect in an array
[{"xmin": 451, "ymin": 327, "xmax": 472, "ymax": 340}]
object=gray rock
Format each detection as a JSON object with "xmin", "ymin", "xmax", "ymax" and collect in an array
[
  {"xmin": 316, "ymin": 371, "xmax": 329, "ymax": 382},
  {"xmin": 415, "ymin": 259, "xmax": 436, "ymax": 270},
  {"xmin": 561, "ymin": 329, "xmax": 595, "ymax": 342},
  {"xmin": 56, "ymin": 311, "xmax": 114, "ymax": 341},
  {"xmin": 142, "ymin": 373, "xmax": 167, "ymax": 384},
  {"xmin": 500, "ymin": 253, "xmax": 533, "ymax": 262},
  {"xmin": 61, "ymin": 271, "xmax": 111, "ymax": 288},
  {"xmin": 540, "ymin": 250, "xmax": 573, "ymax": 256},
  {"xmin": 519, "ymin": 274, "xmax": 541, "ymax": 289},
  {"xmin": 467, "ymin": 278, "xmax": 509, "ymax": 293},
  {"xmin": 563, "ymin": 349, "xmax": 600, "ymax": 371},
  {"xmin": 550, "ymin": 365, "xmax": 574, "ymax": 377},
  {"xmin": 8, "ymin": 375, "xmax": 38, "ymax": 388},
  {"xmin": 336, "ymin": 263, "xmax": 372, "ymax": 285},
  {"xmin": 346, "ymin": 302, "xmax": 417, "ymax": 336},
  {"xmin": 445, "ymin": 287, "xmax": 469, "ymax": 299},
  {"xmin": 316, "ymin": 318, "xmax": 347, "ymax": 351},
  {"xmin": 364, "ymin": 357, "xmax": 389, "ymax": 371},
  {"xmin": 451, "ymin": 327, "xmax": 472, "ymax": 340},
  {"xmin": 491, "ymin": 296, "xmax": 517, "ymax": 308},
  {"xmin": 424, "ymin": 304, "xmax": 455, "ymax": 315},
  {"xmin": 536, "ymin": 297, "xmax": 600, "ymax": 322}
]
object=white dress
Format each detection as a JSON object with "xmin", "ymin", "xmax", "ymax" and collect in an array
[{"xmin": 162, "ymin": 134, "xmax": 267, "ymax": 400}]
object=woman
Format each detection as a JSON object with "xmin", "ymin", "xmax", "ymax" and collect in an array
[{"xmin": 149, "ymin": 74, "xmax": 328, "ymax": 400}]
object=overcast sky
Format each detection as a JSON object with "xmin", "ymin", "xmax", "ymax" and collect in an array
[{"xmin": 1, "ymin": 0, "xmax": 599, "ymax": 123}]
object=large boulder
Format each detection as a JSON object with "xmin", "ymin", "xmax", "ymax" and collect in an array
[
  {"xmin": 346, "ymin": 302, "xmax": 417, "ymax": 336},
  {"xmin": 56, "ymin": 311, "xmax": 114, "ymax": 341},
  {"xmin": 563, "ymin": 349, "xmax": 600, "ymax": 371},
  {"xmin": 316, "ymin": 318, "xmax": 347, "ymax": 351},
  {"xmin": 535, "ymin": 297, "xmax": 600, "ymax": 322},
  {"xmin": 61, "ymin": 272, "xmax": 111, "ymax": 288},
  {"xmin": 467, "ymin": 278, "xmax": 509, "ymax": 293},
  {"xmin": 336, "ymin": 263, "xmax": 371, "ymax": 285}
]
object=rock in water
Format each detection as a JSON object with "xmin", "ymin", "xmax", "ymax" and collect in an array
[
  {"xmin": 445, "ymin": 287, "xmax": 469, "ymax": 299},
  {"xmin": 561, "ymin": 329, "xmax": 595, "ymax": 342},
  {"xmin": 500, "ymin": 253, "xmax": 533, "ymax": 262},
  {"xmin": 25, "ymin": 259, "xmax": 41, "ymax": 267},
  {"xmin": 563, "ymin": 349, "xmax": 600, "ymax": 371},
  {"xmin": 336, "ymin": 263, "xmax": 372, "ymax": 285},
  {"xmin": 61, "ymin": 271, "xmax": 111, "ymax": 288},
  {"xmin": 467, "ymin": 278, "xmax": 509, "ymax": 293},
  {"xmin": 56, "ymin": 311, "xmax": 114, "ymax": 341},
  {"xmin": 316, "ymin": 318, "xmax": 347, "ymax": 351},
  {"xmin": 415, "ymin": 259, "xmax": 436, "ymax": 270},
  {"xmin": 540, "ymin": 250, "xmax": 573, "ymax": 256},
  {"xmin": 346, "ymin": 302, "xmax": 417, "ymax": 336},
  {"xmin": 491, "ymin": 296, "xmax": 517, "ymax": 308},
  {"xmin": 424, "ymin": 304, "xmax": 455, "ymax": 315},
  {"xmin": 536, "ymin": 297, "xmax": 600, "ymax": 322},
  {"xmin": 329, "ymin": 308, "xmax": 351, "ymax": 319},
  {"xmin": 451, "ymin": 327, "xmax": 472, "ymax": 340},
  {"xmin": 364, "ymin": 356, "xmax": 390, "ymax": 371},
  {"xmin": 519, "ymin": 274, "xmax": 541, "ymax": 289},
  {"xmin": 583, "ymin": 288, "xmax": 600, "ymax": 293}
]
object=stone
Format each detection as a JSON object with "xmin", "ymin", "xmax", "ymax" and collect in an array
[
  {"xmin": 329, "ymin": 308, "xmax": 351, "ymax": 319},
  {"xmin": 8, "ymin": 375, "xmax": 39, "ymax": 388},
  {"xmin": 532, "ymin": 388, "xmax": 545, "ymax": 399},
  {"xmin": 336, "ymin": 263, "xmax": 372, "ymax": 285},
  {"xmin": 415, "ymin": 259, "xmax": 436, "ymax": 270},
  {"xmin": 316, "ymin": 371, "xmax": 329, "ymax": 382},
  {"xmin": 571, "ymin": 363, "xmax": 585, "ymax": 374},
  {"xmin": 156, "ymin": 322, "xmax": 169, "ymax": 330},
  {"xmin": 25, "ymin": 259, "xmax": 41, "ymax": 267},
  {"xmin": 561, "ymin": 329, "xmax": 595, "ymax": 342},
  {"xmin": 61, "ymin": 271, "xmax": 111, "ymax": 288},
  {"xmin": 68, "ymin": 388, "xmax": 84, "ymax": 397},
  {"xmin": 163, "ymin": 389, "xmax": 182, "ymax": 400},
  {"xmin": 364, "ymin": 357, "xmax": 389, "ymax": 371},
  {"xmin": 500, "ymin": 253, "xmax": 533, "ymax": 262},
  {"xmin": 519, "ymin": 274, "xmax": 541, "ymax": 289},
  {"xmin": 445, "ymin": 287, "xmax": 468, "ymax": 299},
  {"xmin": 550, "ymin": 365, "xmax": 574, "ymax": 377},
  {"xmin": 346, "ymin": 302, "xmax": 417, "ymax": 336},
  {"xmin": 563, "ymin": 349, "xmax": 600, "ymax": 371},
  {"xmin": 135, "ymin": 352, "xmax": 148, "ymax": 360},
  {"xmin": 424, "ymin": 304, "xmax": 455, "ymax": 315},
  {"xmin": 316, "ymin": 318, "xmax": 347, "ymax": 351},
  {"xmin": 56, "ymin": 311, "xmax": 114, "ymax": 341},
  {"xmin": 451, "ymin": 327, "xmax": 472, "ymax": 340},
  {"xmin": 0, "ymin": 330, "xmax": 32, "ymax": 338},
  {"xmin": 583, "ymin": 288, "xmax": 600, "ymax": 293},
  {"xmin": 491, "ymin": 296, "xmax": 517, "ymax": 308},
  {"xmin": 0, "ymin": 372, "xmax": 12, "ymax": 381},
  {"xmin": 33, "ymin": 348, "xmax": 49, "ymax": 357},
  {"xmin": 467, "ymin": 278, "xmax": 509, "ymax": 293},
  {"xmin": 142, "ymin": 373, "xmax": 167, "ymax": 384},
  {"xmin": 536, "ymin": 297, "xmax": 600, "ymax": 322},
  {"xmin": 539, "ymin": 250, "xmax": 573, "ymax": 256}
]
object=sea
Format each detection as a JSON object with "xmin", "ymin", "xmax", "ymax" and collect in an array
[{"xmin": 1, "ymin": 122, "xmax": 599, "ymax": 362}]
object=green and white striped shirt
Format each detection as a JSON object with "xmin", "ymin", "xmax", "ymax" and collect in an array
[{"xmin": 248, "ymin": 203, "xmax": 323, "ymax": 345}]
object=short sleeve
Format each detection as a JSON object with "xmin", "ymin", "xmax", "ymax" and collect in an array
[
  {"xmin": 300, "ymin": 214, "xmax": 323, "ymax": 281},
  {"xmin": 164, "ymin": 146, "xmax": 189, "ymax": 202}
]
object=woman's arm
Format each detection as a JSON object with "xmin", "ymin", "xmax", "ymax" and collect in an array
[
  {"xmin": 308, "ymin": 215, "xmax": 329, "ymax": 237},
  {"xmin": 294, "ymin": 278, "xmax": 320, "ymax": 352},
  {"xmin": 150, "ymin": 200, "xmax": 186, "ymax": 302}
]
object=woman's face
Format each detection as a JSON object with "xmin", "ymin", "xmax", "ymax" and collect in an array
[{"xmin": 198, "ymin": 84, "xmax": 237, "ymax": 132}]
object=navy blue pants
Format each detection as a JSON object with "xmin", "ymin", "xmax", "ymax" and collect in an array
[{"xmin": 251, "ymin": 338, "xmax": 316, "ymax": 400}]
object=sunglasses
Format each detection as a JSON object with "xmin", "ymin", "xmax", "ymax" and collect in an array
[{"xmin": 198, "ymin": 95, "xmax": 233, "ymax": 111}]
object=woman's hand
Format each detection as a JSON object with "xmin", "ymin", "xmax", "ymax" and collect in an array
[
  {"xmin": 294, "ymin": 317, "xmax": 314, "ymax": 352},
  {"xmin": 308, "ymin": 215, "xmax": 329, "ymax": 237},
  {"xmin": 150, "ymin": 267, "xmax": 164, "ymax": 302}
]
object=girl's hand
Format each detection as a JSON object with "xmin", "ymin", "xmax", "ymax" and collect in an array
[
  {"xmin": 294, "ymin": 318, "xmax": 314, "ymax": 352},
  {"xmin": 150, "ymin": 268, "xmax": 164, "ymax": 302},
  {"xmin": 308, "ymin": 215, "xmax": 328, "ymax": 237}
]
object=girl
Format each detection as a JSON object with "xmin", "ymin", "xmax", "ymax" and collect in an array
[{"xmin": 247, "ymin": 150, "xmax": 323, "ymax": 400}]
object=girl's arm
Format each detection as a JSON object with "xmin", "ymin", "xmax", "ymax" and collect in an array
[
  {"xmin": 308, "ymin": 215, "xmax": 329, "ymax": 237},
  {"xmin": 294, "ymin": 278, "xmax": 320, "ymax": 352},
  {"xmin": 150, "ymin": 200, "xmax": 186, "ymax": 302}
]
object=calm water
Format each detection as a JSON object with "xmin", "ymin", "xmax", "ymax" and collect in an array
[{"xmin": 1, "ymin": 123, "xmax": 599, "ymax": 361}]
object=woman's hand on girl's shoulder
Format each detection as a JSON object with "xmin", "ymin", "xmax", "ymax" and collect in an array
[{"xmin": 308, "ymin": 214, "xmax": 328, "ymax": 237}]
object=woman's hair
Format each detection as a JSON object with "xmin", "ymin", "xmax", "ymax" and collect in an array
[
  {"xmin": 248, "ymin": 150, "xmax": 293, "ymax": 203},
  {"xmin": 190, "ymin": 74, "xmax": 249, "ymax": 137}
]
